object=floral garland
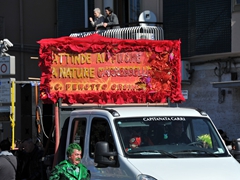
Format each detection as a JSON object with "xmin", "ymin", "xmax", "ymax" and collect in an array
[{"xmin": 38, "ymin": 34, "xmax": 185, "ymax": 104}]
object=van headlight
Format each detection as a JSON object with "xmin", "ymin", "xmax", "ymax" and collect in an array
[{"xmin": 137, "ymin": 174, "xmax": 157, "ymax": 180}]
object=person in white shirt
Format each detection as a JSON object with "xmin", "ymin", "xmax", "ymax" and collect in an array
[{"xmin": 89, "ymin": 8, "xmax": 105, "ymax": 30}]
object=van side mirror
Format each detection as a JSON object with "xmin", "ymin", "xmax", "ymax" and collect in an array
[
  {"xmin": 234, "ymin": 138, "xmax": 240, "ymax": 151},
  {"xmin": 232, "ymin": 138, "xmax": 240, "ymax": 163},
  {"xmin": 94, "ymin": 141, "xmax": 118, "ymax": 167}
]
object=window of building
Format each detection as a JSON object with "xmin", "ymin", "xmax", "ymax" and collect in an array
[
  {"xmin": 129, "ymin": 0, "xmax": 140, "ymax": 22},
  {"xmin": 113, "ymin": 0, "xmax": 140, "ymax": 27},
  {"xmin": 0, "ymin": 16, "xmax": 4, "ymax": 39},
  {"xmin": 232, "ymin": 0, "xmax": 240, "ymax": 12}
]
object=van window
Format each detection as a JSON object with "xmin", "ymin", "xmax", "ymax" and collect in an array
[
  {"xmin": 191, "ymin": 119, "xmax": 212, "ymax": 147},
  {"xmin": 115, "ymin": 117, "xmax": 228, "ymax": 158},
  {"xmin": 89, "ymin": 118, "xmax": 115, "ymax": 158},
  {"xmin": 69, "ymin": 118, "xmax": 87, "ymax": 155}
]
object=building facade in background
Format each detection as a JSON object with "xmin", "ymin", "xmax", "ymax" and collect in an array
[{"xmin": 0, "ymin": 0, "xmax": 240, "ymax": 143}]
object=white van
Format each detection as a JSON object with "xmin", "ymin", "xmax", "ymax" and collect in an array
[{"xmin": 57, "ymin": 106, "xmax": 240, "ymax": 180}]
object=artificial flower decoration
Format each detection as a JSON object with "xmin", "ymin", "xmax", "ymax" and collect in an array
[{"xmin": 38, "ymin": 34, "xmax": 185, "ymax": 104}]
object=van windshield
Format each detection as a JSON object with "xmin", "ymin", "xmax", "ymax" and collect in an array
[{"xmin": 115, "ymin": 117, "xmax": 229, "ymax": 158}]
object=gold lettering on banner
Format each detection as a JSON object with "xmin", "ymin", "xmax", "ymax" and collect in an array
[
  {"xmin": 62, "ymin": 83, "xmax": 138, "ymax": 91},
  {"xmin": 96, "ymin": 53, "xmax": 105, "ymax": 63},
  {"xmin": 50, "ymin": 52, "xmax": 150, "ymax": 92},
  {"xmin": 53, "ymin": 53, "xmax": 93, "ymax": 65},
  {"xmin": 58, "ymin": 68, "xmax": 95, "ymax": 79}
]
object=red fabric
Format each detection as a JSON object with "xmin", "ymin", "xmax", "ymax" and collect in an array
[{"xmin": 38, "ymin": 34, "xmax": 185, "ymax": 104}]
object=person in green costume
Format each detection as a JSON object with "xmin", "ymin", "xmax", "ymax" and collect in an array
[{"xmin": 49, "ymin": 143, "xmax": 90, "ymax": 180}]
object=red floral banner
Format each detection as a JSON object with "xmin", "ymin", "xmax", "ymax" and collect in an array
[{"xmin": 38, "ymin": 34, "xmax": 185, "ymax": 104}]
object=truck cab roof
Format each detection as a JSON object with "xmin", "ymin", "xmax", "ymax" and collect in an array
[{"xmin": 70, "ymin": 106, "xmax": 208, "ymax": 118}]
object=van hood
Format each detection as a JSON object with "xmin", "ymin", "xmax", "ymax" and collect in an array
[{"xmin": 127, "ymin": 157, "xmax": 240, "ymax": 180}]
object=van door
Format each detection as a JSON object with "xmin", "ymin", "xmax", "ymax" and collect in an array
[
  {"xmin": 76, "ymin": 115, "xmax": 133, "ymax": 179},
  {"xmin": 88, "ymin": 116, "xmax": 125, "ymax": 179},
  {"xmin": 67, "ymin": 115, "xmax": 133, "ymax": 179}
]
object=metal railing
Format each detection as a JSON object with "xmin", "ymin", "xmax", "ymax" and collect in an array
[{"xmin": 70, "ymin": 26, "xmax": 164, "ymax": 40}]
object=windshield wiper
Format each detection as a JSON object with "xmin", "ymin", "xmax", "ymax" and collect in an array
[
  {"xmin": 174, "ymin": 149, "xmax": 219, "ymax": 157},
  {"xmin": 131, "ymin": 150, "xmax": 178, "ymax": 158},
  {"xmin": 157, "ymin": 150, "xmax": 178, "ymax": 158}
]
